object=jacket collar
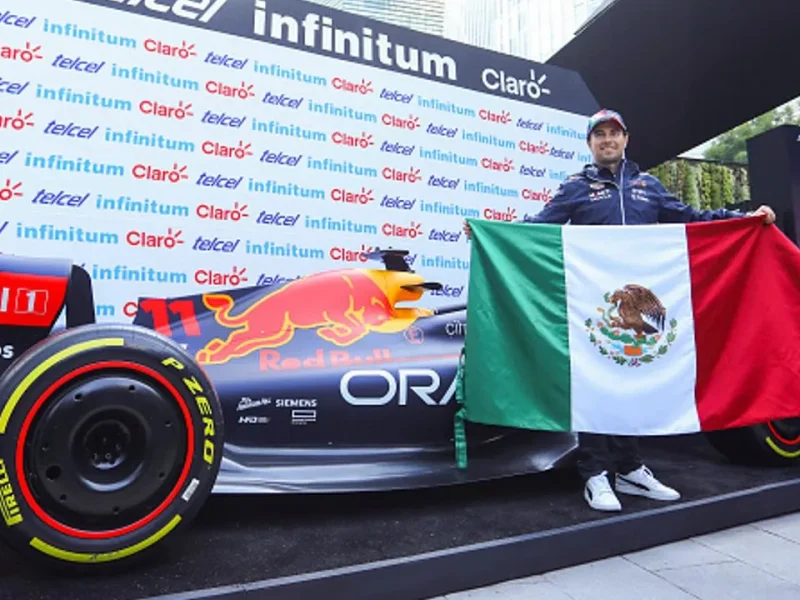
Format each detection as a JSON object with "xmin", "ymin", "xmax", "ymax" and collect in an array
[{"xmin": 582, "ymin": 159, "xmax": 641, "ymax": 182}]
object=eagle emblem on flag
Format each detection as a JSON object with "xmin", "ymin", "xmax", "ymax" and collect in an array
[{"xmin": 585, "ymin": 284, "xmax": 678, "ymax": 367}]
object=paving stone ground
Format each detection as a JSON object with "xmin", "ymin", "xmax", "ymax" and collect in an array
[{"xmin": 429, "ymin": 511, "xmax": 800, "ymax": 600}]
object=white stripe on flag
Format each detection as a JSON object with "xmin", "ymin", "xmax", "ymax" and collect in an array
[{"xmin": 562, "ymin": 224, "xmax": 701, "ymax": 435}]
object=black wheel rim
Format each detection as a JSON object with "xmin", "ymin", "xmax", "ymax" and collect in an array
[{"xmin": 24, "ymin": 371, "xmax": 188, "ymax": 532}]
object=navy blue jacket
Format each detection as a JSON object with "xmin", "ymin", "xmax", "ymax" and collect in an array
[{"xmin": 522, "ymin": 160, "xmax": 745, "ymax": 225}]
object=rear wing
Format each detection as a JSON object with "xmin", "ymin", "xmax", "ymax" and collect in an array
[{"xmin": 0, "ymin": 254, "xmax": 96, "ymax": 376}]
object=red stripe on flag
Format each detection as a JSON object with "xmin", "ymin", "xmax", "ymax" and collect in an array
[{"xmin": 687, "ymin": 217, "xmax": 800, "ymax": 431}]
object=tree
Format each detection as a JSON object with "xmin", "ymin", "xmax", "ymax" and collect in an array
[
  {"xmin": 683, "ymin": 162, "xmax": 700, "ymax": 208},
  {"xmin": 704, "ymin": 111, "xmax": 775, "ymax": 164},
  {"xmin": 721, "ymin": 167, "xmax": 734, "ymax": 206},
  {"xmin": 703, "ymin": 99, "xmax": 800, "ymax": 164},
  {"xmin": 738, "ymin": 168, "xmax": 750, "ymax": 202},
  {"xmin": 698, "ymin": 163, "xmax": 713, "ymax": 208},
  {"xmin": 666, "ymin": 159, "xmax": 678, "ymax": 192},
  {"xmin": 649, "ymin": 163, "xmax": 668, "ymax": 185},
  {"xmin": 648, "ymin": 158, "xmax": 748, "ymax": 209},
  {"xmin": 675, "ymin": 160, "xmax": 687, "ymax": 201}
]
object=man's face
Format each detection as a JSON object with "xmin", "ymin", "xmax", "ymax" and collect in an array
[{"xmin": 587, "ymin": 122, "xmax": 628, "ymax": 166}]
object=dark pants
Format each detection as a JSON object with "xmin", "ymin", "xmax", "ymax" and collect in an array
[{"xmin": 576, "ymin": 433, "xmax": 643, "ymax": 482}]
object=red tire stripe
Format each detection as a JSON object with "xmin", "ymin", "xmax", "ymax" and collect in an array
[
  {"xmin": 15, "ymin": 361, "xmax": 195, "ymax": 540},
  {"xmin": 767, "ymin": 421, "xmax": 800, "ymax": 446}
]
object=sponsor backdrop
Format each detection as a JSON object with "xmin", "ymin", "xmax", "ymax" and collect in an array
[{"xmin": 0, "ymin": 0, "xmax": 599, "ymax": 321}]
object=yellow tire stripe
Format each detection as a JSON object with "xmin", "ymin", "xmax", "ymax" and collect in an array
[
  {"xmin": 765, "ymin": 436, "xmax": 800, "ymax": 458},
  {"xmin": 29, "ymin": 515, "xmax": 182, "ymax": 563},
  {"xmin": 0, "ymin": 338, "xmax": 125, "ymax": 435}
]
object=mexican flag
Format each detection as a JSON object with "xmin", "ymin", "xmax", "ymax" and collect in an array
[{"xmin": 454, "ymin": 217, "xmax": 800, "ymax": 466}]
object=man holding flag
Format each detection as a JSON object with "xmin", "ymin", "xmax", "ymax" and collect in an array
[{"xmin": 463, "ymin": 109, "xmax": 777, "ymax": 512}]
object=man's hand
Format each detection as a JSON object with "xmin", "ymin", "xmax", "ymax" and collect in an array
[
  {"xmin": 750, "ymin": 205, "xmax": 776, "ymax": 225},
  {"xmin": 463, "ymin": 220, "xmax": 472, "ymax": 240}
]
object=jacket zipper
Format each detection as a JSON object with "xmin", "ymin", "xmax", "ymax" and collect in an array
[
  {"xmin": 618, "ymin": 161, "xmax": 627, "ymax": 225},
  {"xmin": 585, "ymin": 162, "xmax": 627, "ymax": 225}
]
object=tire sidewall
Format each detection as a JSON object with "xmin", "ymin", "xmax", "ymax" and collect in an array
[
  {"xmin": 762, "ymin": 421, "xmax": 800, "ymax": 463},
  {"xmin": 0, "ymin": 324, "xmax": 223, "ymax": 567},
  {"xmin": 706, "ymin": 422, "xmax": 800, "ymax": 467}
]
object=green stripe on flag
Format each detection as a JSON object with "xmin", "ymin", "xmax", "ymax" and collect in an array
[{"xmin": 462, "ymin": 219, "xmax": 573, "ymax": 434}]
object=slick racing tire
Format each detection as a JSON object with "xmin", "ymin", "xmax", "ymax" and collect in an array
[
  {"xmin": 705, "ymin": 419, "xmax": 800, "ymax": 466},
  {"xmin": 0, "ymin": 324, "xmax": 224, "ymax": 572}
]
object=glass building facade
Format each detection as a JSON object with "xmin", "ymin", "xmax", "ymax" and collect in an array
[
  {"xmin": 445, "ymin": 0, "xmax": 607, "ymax": 62},
  {"xmin": 307, "ymin": 0, "xmax": 447, "ymax": 37},
  {"xmin": 306, "ymin": 0, "xmax": 608, "ymax": 62}
]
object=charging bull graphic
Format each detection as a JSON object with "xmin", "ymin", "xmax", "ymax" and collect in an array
[{"xmin": 195, "ymin": 269, "xmax": 424, "ymax": 365}]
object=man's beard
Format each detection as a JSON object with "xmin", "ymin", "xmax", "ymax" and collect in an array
[{"xmin": 595, "ymin": 149, "xmax": 622, "ymax": 167}]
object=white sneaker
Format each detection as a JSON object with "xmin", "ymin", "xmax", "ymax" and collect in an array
[
  {"xmin": 615, "ymin": 465, "xmax": 681, "ymax": 501},
  {"xmin": 584, "ymin": 471, "xmax": 622, "ymax": 511}
]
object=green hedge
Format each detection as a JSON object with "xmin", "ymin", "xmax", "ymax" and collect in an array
[{"xmin": 647, "ymin": 158, "xmax": 749, "ymax": 210}]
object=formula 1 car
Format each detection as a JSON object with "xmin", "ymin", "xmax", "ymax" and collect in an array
[{"xmin": 0, "ymin": 249, "xmax": 794, "ymax": 571}]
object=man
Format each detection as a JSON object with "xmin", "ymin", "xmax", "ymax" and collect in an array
[{"xmin": 463, "ymin": 108, "xmax": 776, "ymax": 512}]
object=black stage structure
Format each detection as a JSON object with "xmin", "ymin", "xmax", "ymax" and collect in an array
[
  {"xmin": 549, "ymin": 0, "xmax": 800, "ymax": 171},
  {"xmin": 4, "ymin": 437, "xmax": 800, "ymax": 600},
  {"xmin": 747, "ymin": 125, "xmax": 800, "ymax": 245}
]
